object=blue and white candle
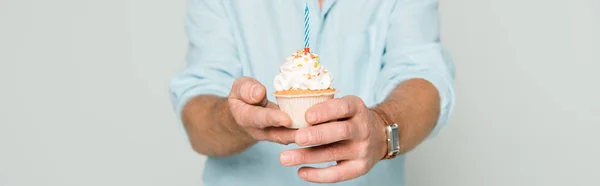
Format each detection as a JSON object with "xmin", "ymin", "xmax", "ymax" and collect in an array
[{"xmin": 303, "ymin": 2, "xmax": 310, "ymax": 52}]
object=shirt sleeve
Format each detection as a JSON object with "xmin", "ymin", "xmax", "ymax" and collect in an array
[
  {"xmin": 375, "ymin": 0, "xmax": 456, "ymax": 138},
  {"xmin": 169, "ymin": 0, "xmax": 241, "ymax": 120}
]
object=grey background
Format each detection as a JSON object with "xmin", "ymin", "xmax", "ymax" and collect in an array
[{"xmin": 0, "ymin": 0, "xmax": 598, "ymax": 186}]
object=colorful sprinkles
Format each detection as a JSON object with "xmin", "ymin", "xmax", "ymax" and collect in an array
[{"xmin": 286, "ymin": 49, "xmax": 328, "ymax": 80}]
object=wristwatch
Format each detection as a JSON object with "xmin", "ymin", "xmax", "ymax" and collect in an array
[{"xmin": 372, "ymin": 108, "xmax": 401, "ymax": 160}]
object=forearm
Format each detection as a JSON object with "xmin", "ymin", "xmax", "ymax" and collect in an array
[
  {"xmin": 374, "ymin": 78, "xmax": 441, "ymax": 154},
  {"xmin": 181, "ymin": 95, "xmax": 256, "ymax": 157}
]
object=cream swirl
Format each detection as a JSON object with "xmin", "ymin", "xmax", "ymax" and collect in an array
[{"xmin": 274, "ymin": 50, "xmax": 333, "ymax": 91}]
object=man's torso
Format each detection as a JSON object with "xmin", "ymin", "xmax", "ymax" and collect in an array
[{"xmin": 201, "ymin": 1, "xmax": 406, "ymax": 185}]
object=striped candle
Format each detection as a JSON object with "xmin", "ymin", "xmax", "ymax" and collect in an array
[{"xmin": 303, "ymin": 2, "xmax": 310, "ymax": 50}]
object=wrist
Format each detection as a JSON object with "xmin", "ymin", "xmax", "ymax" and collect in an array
[
  {"xmin": 369, "ymin": 108, "xmax": 390, "ymax": 160},
  {"xmin": 220, "ymin": 98, "xmax": 257, "ymax": 142},
  {"xmin": 370, "ymin": 107, "xmax": 401, "ymax": 160}
]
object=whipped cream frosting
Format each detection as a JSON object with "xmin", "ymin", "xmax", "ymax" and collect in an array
[{"xmin": 274, "ymin": 50, "xmax": 333, "ymax": 91}]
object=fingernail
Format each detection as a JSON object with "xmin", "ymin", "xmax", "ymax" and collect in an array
[
  {"xmin": 297, "ymin": 132, "xmax": 309, "ymax": 145},
  {"xmin": 280, "ymin": 152, "xmax": 292, "ymax": 166},
  {"xmin": 250, "ymin": 84, "xmax": 260, "ymax": 101},
  {"xmin": 305, "ymin": 112, "xmax": 317, "ymax": 124}
]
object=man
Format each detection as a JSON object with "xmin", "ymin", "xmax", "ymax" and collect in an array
[{"xmin": 169, "ymin": 0, "xmax": 455, "ymax": 185}]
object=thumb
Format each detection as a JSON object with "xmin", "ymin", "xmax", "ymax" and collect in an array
[{"xmin": 230, "ymin": 76, "xmax": 267, "ymax": 105}]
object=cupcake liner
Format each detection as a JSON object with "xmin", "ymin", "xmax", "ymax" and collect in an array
[{"xmin": 275, "ymin": 93, "xmax": 335, "ymax": 129}]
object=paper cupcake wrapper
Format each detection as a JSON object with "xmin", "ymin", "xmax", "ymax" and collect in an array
[{"xmin": 275, "ymin": 93, "xmax": 335, "ymax": 129}]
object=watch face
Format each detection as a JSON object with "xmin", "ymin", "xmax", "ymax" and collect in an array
[
  {"xmin": 390, "ymin": 124, "xmax": 400, "ymax": 152},
  {"xmin": 386, "ymin": 124, "xmax": 401, "ymax": 155}
]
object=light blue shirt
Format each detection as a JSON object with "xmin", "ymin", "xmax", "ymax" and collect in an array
[{"xmin": 169, "ymin": 0, "xmax": 455, "ymax": 185}]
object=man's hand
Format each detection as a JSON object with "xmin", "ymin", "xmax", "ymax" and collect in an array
[
  {"xmin": 228, "ymin": 77, "xmax": 297, "ymax": 145},
  {"xmin": 278, "ymin": 96, "xmax": 388, "ymax": 183}
]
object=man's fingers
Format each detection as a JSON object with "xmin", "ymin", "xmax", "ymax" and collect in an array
[
  {"xmin": 233, "ymin": 100, "xmax": 292, "ymax": 128},
  {"xmin": 298, "ymin": 160, "xmax": 369, "ymax": 183},
  {"xmin": 263, "ymin": 127, "xmax": 297, "ymax": 145},
  {"xmin": 279, "ymin": 143, "xmax": 355, "ymax": 166},
  {"xmin": 295, "ymin": 121, "xmax": 356, "ymax": 146},
  {"xmin": 305, "ymin": 96, "xmax": 362, "ymax": 125},
  {"xmin": 230, "ymin": 76, "xmax": 267, "ymax": 105},
  {"xmin": 228, "ymin": 77, "xmax": 289, "ymax": 128}
]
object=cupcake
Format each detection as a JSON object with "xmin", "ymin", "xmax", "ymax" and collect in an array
[{"xmin": 274, "ymin": 49, "xmax": 336, "ymax": 128}]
